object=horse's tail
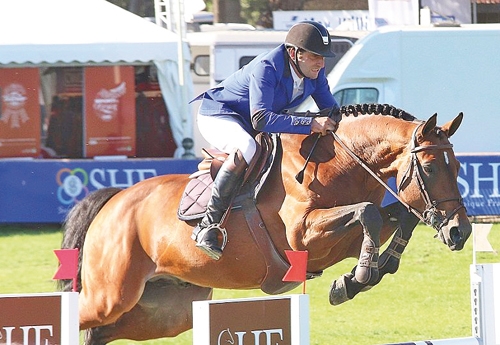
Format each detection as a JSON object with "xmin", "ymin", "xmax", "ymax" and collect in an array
[{"xmin": 57, "ymin": 187, "xmax": 122, "ymax": 292}]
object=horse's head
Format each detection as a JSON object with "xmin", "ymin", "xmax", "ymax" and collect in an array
[{"xmin": 397, "ymin": 113, "xmax": 471, "ymax": 251}]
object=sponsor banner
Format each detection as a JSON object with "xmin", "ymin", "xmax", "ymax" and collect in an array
[
  {"xmin": 0, "ymin": 68, "xmax": 40, "ymax": 157},
  {"xmin": 273, "ymin": 10, "xmax": 370, "ymax": 31},
  {"xmin": 0, "ymin": 292, "xmax": 78, "ymax": 345},
  {"xmin": 457, "ymin": 154, "xmax": 500, "ymax": 216},
  {"xmin": 368, "ymin": 0, "xmax": 420, "ymax": 27},
  {"xmin": 421, "ymin": 0, "xmax": 471, "ymax": 24},
  {"xmin": 193, "ymin": 295, "xmax": 309, "ymax": 345},
  {"xmin": 84, "ymin": 66, "xmax": 136, "ymax": 157},
  {"xmin": 0, "ymin": 158, "xmax": 199, "ymax": 223},
  {"xmin": 368, "ymin": 0, "xmax": 471, "ymax": 27},
  {"xmin": 0, "ymin": 154, "xmax": 499, "ymax": 224}
]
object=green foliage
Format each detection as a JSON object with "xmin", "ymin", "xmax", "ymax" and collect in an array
[{"xmin": 0, "ymin": 224, "xmax": 498, "ymax": 344}]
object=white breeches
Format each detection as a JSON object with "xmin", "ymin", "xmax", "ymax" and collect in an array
[{"xmin": 197, "ymin": 113, "xmax": 257, "ymax": 164}]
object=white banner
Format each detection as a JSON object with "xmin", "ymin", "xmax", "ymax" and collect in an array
[
  {"xmin": 369, "ymin": 0, "xmax": 471, "ymax": 27},
  {"xmin": 368, "ymin": 0, "xmax": 419, "ymax": 27},
  {"xmin": 421, "ymin": 0, "xmax": 471, "ymax": 24},
  {"xmin": 273, "ymin": 10, "xmax": 370, "ymax": 31}
]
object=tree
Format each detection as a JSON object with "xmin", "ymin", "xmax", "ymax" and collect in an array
[
  {"xmin": 106, "ymin": 0, "xmax": 368, "ymax": 27},
  {"xmin": 212, "ymin": 0, "xmax": 242, "ymax": 23}
]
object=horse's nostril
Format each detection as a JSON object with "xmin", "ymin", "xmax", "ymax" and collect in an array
[{"xmin": 450, "ymin": 227, "xmax": 462, "ymax": 245}]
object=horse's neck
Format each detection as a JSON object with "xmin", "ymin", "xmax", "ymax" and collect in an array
[
  {"xmin": 341, "ymin": 117, "xmax": 416, "ymax": 179},
  {"xmin": 279, "ymin": 116, "xmax": 416, "ymax": 181}
]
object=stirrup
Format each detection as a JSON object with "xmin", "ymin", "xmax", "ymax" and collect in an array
[{"xmin": 194, "ymin": 224, "xmax": 228, "ymax": 260}]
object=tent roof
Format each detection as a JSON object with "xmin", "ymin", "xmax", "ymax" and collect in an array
[{"xmin": 0, "ymin": 0, "xmax": 186, "ymax": 66}]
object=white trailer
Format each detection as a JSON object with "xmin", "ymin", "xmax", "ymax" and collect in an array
[{"xmin": 299, "ymin": 24, "xmax": 500, "ymax": 154}]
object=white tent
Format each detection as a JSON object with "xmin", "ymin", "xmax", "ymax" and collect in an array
[{"xmin": 0, "ymin": 0, "xmax": 193, "ymax": 157}]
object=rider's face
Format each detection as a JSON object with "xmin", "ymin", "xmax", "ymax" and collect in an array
[{"xmin": 295, "ymin": 50, "xmax": 325, "ymax": 79}]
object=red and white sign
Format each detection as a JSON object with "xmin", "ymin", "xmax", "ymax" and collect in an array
[
  {"xmin": 193, "ymin": 295, "xmax": 309, "ymax": 345},
  {"xmin": 0, "ymin": 292, "xmax": 78, "ymax": 345},
  {"xmin": 0, "ymin": 68, "xmax": 41, "ymax": 157},
  {"xmin": 84, "ymin": 66, "xmax": 136, "ymax": 157}
]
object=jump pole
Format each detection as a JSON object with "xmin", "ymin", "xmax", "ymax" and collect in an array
[{"xmin": 381, "ymin": 337, "xmax": 479, "ymax": 345}]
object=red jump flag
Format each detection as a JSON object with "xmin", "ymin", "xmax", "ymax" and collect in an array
[
  {"xmin": 53, "ymin": 249, "xmax": 79, "ymax": 292},
  {"xmin": 282, "ymin": 250, "xmax": 308, "ymax": 283}
]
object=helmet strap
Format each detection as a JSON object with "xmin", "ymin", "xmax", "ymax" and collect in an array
[{"xmin": 290, "ymin": 47, "xmax": 307, "ymax": 79}]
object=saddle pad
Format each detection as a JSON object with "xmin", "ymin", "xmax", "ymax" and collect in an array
[{"xmin": 177, "ymin": 172, "xmax": 213, "ymax": 221}]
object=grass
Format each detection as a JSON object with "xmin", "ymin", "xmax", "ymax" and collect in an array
[{"xmin": 0, "ymin": 223, "xmax": 498, "ymax": 345}]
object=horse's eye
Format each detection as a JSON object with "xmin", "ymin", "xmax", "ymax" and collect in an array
[{"xmin": 423, "ymin": 165, "xmax": 433, "ymax": 174}]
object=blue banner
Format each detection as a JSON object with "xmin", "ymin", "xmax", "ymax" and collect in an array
[
  {"xmin": 0, "ymin": 154, "xmax": 499, "ymax": 223},
  {"xmin": 456, "ymin": 154, "xmax": 500, "ymax": 216},
  {"xmin": 0, "ymin": 158, "xmax": 200, "ymax": 223}
]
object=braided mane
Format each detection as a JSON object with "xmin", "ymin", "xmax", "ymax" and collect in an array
[{"xmin": 340, "ymin": 103, "xmax": 416, "ymax": 121}]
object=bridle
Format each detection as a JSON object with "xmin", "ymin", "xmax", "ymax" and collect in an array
[
  {"xmin": 331, "ymin": 121, "xmax": 465, "ymax": 233},
  {"xmin": 397, "ymin": 123, "xmax": 465, "ymax": 232}
]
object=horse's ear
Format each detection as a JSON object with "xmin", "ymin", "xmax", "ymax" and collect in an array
[
  {"xmin": 441, "ymin": 112, "xmax": 463, "ymax": 138},
  {"xmin": 421, "ymin": 113, "xmax": 438, "ymax": 137}
]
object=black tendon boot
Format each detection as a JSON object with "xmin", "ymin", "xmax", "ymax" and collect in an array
[{"xmin": 191, "ymin": 150, "xmax": 247, "ymax": 260}]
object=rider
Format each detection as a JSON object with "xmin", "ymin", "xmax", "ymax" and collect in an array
[{"xmin": 191, "ymin": 21, "xmax": 340, "ymax": 260}]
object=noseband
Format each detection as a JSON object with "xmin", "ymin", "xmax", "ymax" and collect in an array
[{"xmin": 397, "ymin": 123, "xmax": 465, "ymax": 232}]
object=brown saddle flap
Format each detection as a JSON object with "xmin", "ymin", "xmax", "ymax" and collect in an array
[{"xmin": 177, "ymin": 172, "xmax": 213, "ymax": 221}]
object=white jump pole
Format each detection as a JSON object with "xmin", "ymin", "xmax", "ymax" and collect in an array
[
  {"xmin": 382, "ymin": 337, "xmax": 479, "ymax": 345},
  {"xmin": 471, "ymin": 263, "xmax": 500, "ymax": 345}
]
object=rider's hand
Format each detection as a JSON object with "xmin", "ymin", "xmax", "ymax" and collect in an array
[
  {"xmin": 311, "ymin": 117, "xmax": 338, "ymax": 136},
  {"xmin": 318, "ymin": 106, "xmax": 342, "ymax": 123}
]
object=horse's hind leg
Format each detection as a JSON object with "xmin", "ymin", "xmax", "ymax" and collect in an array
[{"xmin": 83, "ymin": 277, "xmax": 213, "ymax": 344}]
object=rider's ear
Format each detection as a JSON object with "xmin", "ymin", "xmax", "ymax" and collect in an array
[
  {"xmin": 421, "ymin": 113, "xmax": 438, "ymax": 139},
  {"xmin": 441, "ymin": 112, "xmax": 463, "ymax": 138}
]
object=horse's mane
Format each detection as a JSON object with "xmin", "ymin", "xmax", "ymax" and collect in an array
[{"xmin": 339, "ymin": 103, "xmax": 416, "ymax": 121}]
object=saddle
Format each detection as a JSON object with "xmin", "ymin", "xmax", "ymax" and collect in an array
[
  {"xmin": 177, "ymin": 133, "xmax": 322, "ymax": 294},
  {"xmin": 177, "ymin": 132, "xmax": 273, "ymax": 221}
]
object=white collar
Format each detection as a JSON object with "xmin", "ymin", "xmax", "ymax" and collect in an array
[{"xmin": 290, "ymin": 63, "xmax": 303, "ymax": 87}]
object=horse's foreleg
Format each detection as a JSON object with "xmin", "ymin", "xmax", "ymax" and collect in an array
[
  {"xmin": 329, "ymin": 202, "xmax": 419, "ymax": 306},
  {"xmin": 303, "ymin": 202, "xmax": 382, "ymax": 284},
  {"xmin": 302, "ymin": 202, "xmax": 383, "ymax": 305},
  {"xmin": 351, "ymin": 202, "xmax": 383, "ymax": 286},
  {"xmin": 376, "ymin": 202, "xmax": 419, "ymax": 282}
]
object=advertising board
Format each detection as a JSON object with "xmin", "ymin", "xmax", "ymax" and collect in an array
[{"xmin": 0, "ymin": 154, "xmax": 498, "ymax": 224}]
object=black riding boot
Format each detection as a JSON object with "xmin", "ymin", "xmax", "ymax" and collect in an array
[{"xmin": 191, "ymin": 150, "xmax": 247, "ymax": 260}]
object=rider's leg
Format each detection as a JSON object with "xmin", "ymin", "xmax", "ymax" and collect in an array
[
  {"xmin": 192, "ymin": 114, "xmax": 256, "ymax": 260},
  {"xmin": 192, "ymin": 149, "xmax": 247, "ymax": 260}
]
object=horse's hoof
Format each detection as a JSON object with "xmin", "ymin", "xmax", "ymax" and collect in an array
[{"xmin": 329, "ymin": 274, "xmax": 352, "ymax": 306}]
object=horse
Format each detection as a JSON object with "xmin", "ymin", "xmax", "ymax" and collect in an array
[{"xmin": 58, "ymin": 104, "xmax": 472, "ymax": 344}]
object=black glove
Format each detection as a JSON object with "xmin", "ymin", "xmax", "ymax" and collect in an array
[
  {"xmin": 318, "ymin": 105, "xmax": 342, "ymax": 123},
  {"xmin": 291, "ymin": 105, "xmax": 341, "ymax": 123}
]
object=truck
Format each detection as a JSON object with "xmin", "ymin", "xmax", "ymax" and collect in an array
[
  {"xmin": 298, "ymin": 23, "xmax": 500, "ymax": 154},
  {"xmin": 187, "ymin": 27, "xmax": 365, "ymax": 154}
]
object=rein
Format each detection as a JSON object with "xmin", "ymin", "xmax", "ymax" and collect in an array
[{"xmin": 331, "ymin": 122, "xmax": 464, "ymax": 232}]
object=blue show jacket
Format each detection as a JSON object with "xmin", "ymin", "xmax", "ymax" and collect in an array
[{"xmin": 192, "ymin": 44, "xmax": 338, "ymax": 136}]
